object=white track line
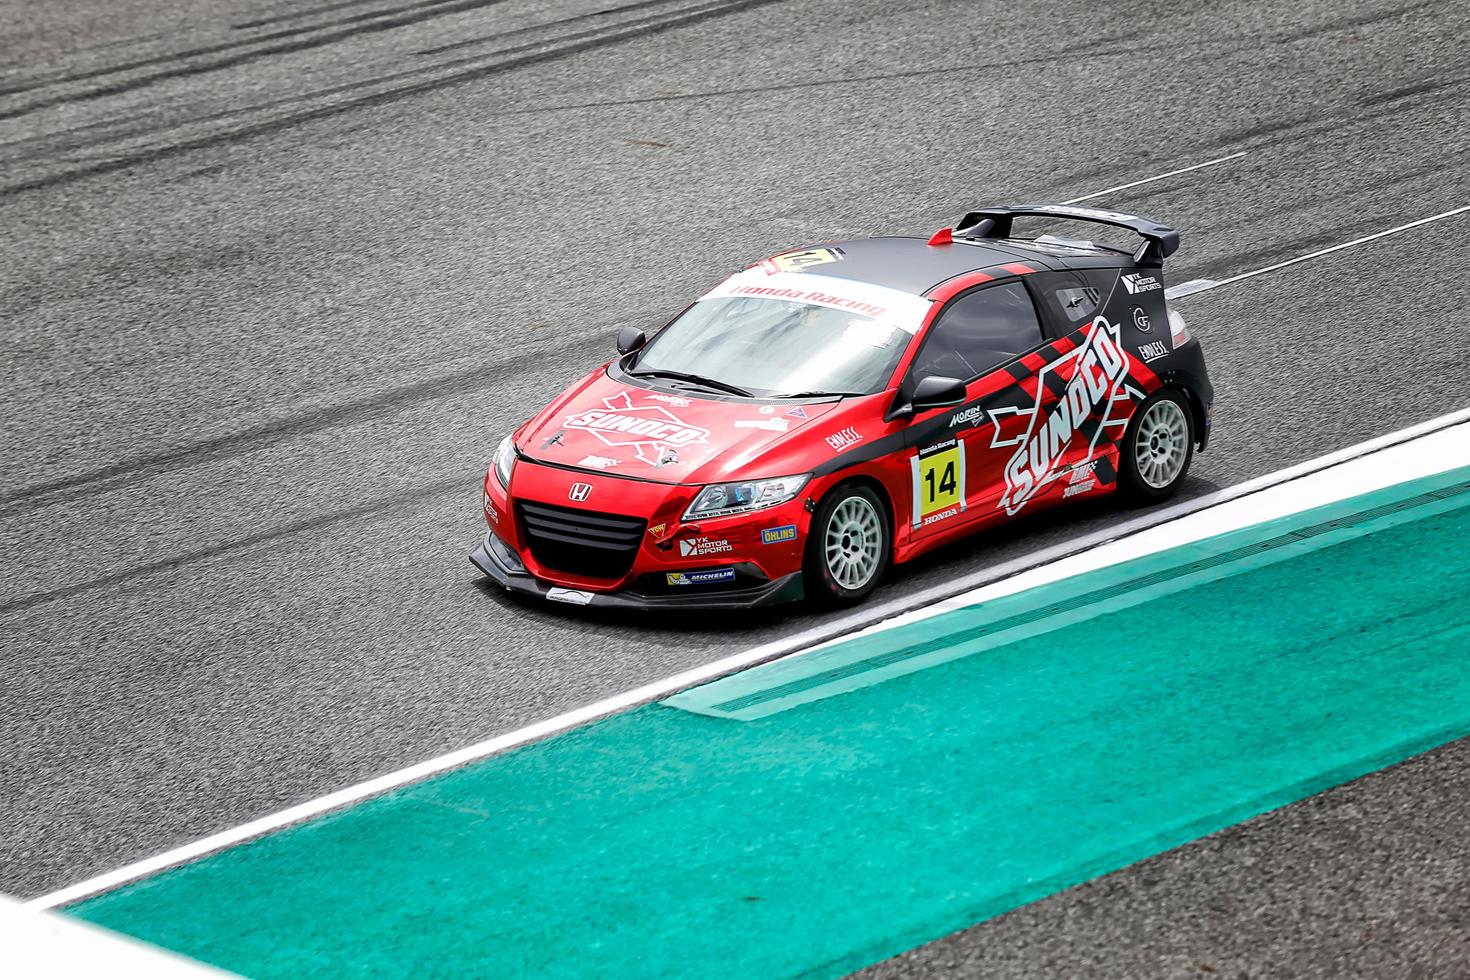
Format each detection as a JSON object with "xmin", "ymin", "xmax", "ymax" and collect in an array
[
  {"xmin": 1169, "ymin": 203, "xmax": 1470, "ymax": 297},
  {"xmin": 27, "ymin": 404, "xmax": 1470, "ymax": 911},
  {"xmin": 1058, "ymin": 151, "xmax": 1247, "ymax": 205},
  {"xmin": 1, "ymin": 896, "xmax": 227, "ymax": 977}
]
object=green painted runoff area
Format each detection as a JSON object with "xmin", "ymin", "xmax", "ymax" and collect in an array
[{"xmin": 73, "ymin": 468, "xmax": 1470, "ymax": 978}]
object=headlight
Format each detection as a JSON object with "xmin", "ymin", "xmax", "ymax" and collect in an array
[
  {"xmin": 682, "ymin": 474, "xmax": 810, "ymax": 520},
  {"xmin": 492, "ymin": 435, "xmax": 516, "ymax": 489}
]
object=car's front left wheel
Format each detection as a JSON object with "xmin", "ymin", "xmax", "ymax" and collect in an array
[{"xmin": 804, "ymin": 483, "xmax": 891, "ymax": 605}]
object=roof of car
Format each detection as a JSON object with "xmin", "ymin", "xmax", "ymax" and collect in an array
[{"xmin": 782, "ymin": 236, "xmax": 1131, "ymax": 296}]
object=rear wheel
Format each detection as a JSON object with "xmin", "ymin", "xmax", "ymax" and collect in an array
[
  {"xmin": 804, "ymin": 483, "xmax": 891, "ymax": 605},
  {"xmin": 1119, "ymin": 389, "xmax": 1195, "ymax": 502}
]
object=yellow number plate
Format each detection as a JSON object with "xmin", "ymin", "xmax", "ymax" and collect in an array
[{"xmin": 911, "ymin": 439, "xmax": 965, "ymax": 527}]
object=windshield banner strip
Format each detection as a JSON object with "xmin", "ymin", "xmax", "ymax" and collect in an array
[{"xmin": 699, "ymin": 270, "xmax": 932, "ymax": 333}]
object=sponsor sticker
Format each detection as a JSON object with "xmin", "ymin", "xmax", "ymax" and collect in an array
[
  {"xmin": 483, "ymin": 491, "xmax": 499, "ymax": 524},
  {"xmin": 728, "ymin": 284, "xmax": 889, "ymax": 318},
  {"xmin": 948, "ymin": 405, "xmax": 985, "ymax": 430},
  {"xmin": 699, "ymin": 271, "xmax": 932, "ymax": 335},
  {"xmin": 1063, "ymin": 479, "xmax": 1097, "ymax": 498},
  {"xmin": 735, "ymin": 418, "xmax": 789, "ymax": 432},
  {"xmin": 786, "ymin": 405, "xmax": 809, "ymax": 419},
  {"xmin": 921, "ymin": 505, "xmax": 959, "ymax": 527},
  {"xmin": 1122, "ymin": 273, "xmax": 1162, "ymax": 294},
  {"xmin": 989, "ymin": 316, "xmax": 1133, "ymax": 516},
  {"xmin": 911, "ymin": 438, "xmax": 965, "ymax": 528},
  {"xmin": 1138, "ymin": 340, "xmax": 1169, "ymax": 363},
  {"xmin": 761, "ymin": 524, "xmax": 798, "ymax": 545},
  {"xmin": 826, "ymin": 426, "xmax": 862, "ymax": 451},
  {"xmin": 577, "ymin": 455, "xmax": 618, "ymax": 469},
  {"xmin": 564, "ymin": 391, "xmax": 710, "ymax": 466},
  {"xmin": 756, "ymin": 246, "xmax": 844, "ymax": 275},
  {"xmin": 1132, "ymin": 307, "xmax": 1152, "ymax": 332},
  {"xmin": 758, "ymin": 405, "xmax": 776, "ymax": 415},
  {"xmin": 666, "ymin": 568, "xmax": 737, "ymax": 587},
  {"xmin": 678, "ymin": 536, "xmax": 732, "ymax": 557},
  {"xmin": 645, "ymin": 393, "xmax": 691, "ymax": 407},
  {"xmin": 648, "ymin": 523, "xmax": 667, "ymax": 539},
  {"xmin": 546, "ymin": 588, "xmax": 594, "ymax": 605}
]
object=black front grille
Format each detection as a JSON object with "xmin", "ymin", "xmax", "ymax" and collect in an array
[{"xmin": 516, "ymin": 501, "xmax": 647, "ymax": 580}]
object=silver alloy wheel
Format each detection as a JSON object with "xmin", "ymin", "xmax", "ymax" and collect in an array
[
  {"xmin": 824, "ymin": 495, "xmax": 883, "ymax": 590},
  {"xmin": 1134, "ymin": 398, "xmax": 1190, "ymax": 489}
]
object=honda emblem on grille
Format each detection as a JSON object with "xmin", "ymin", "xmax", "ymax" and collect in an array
[{"xmin": 568, "ymin": 483, "xmax": 593, "ymax": 502}]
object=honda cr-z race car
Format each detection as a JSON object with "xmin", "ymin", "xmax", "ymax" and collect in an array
[{"xmin": 473, "ymin": 204, "xmax": 1214, "ymax": 609}]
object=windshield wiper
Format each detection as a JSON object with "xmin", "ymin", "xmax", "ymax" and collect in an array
[
  {"xmin": 626, "ymin": 369, "xmax": 752, "ymax": 397},
  {"xmin": 773, "ymin": 390, "xmax": 863, "ymax": 399}
]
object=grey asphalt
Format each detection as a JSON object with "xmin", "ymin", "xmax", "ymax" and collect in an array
[{"xmin": 3, "ymin": 0, "xmax": 1469, "ymax": 974}]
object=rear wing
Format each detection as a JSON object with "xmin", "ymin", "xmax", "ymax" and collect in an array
[{"xmin": 948, "ymin": 204, "xmax": 1180, "ymax": 264}]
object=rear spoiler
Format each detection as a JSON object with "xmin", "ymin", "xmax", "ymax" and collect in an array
[{"xmin": 948, "ymin": 204, "xmax": 1180, "ymax": 265}]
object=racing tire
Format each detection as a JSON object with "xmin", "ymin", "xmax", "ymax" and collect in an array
[
  {"xmin": 803, "ymin": 482, "xmax": 891, "ymax": 606},
  {"xmin": 1119, "ymin": 388, "xmax": 1195, "ymax": 503}
]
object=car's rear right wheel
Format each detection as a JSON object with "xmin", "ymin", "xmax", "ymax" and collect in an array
[
  {"xmin": 804, "ymin": 483, "xmax": 890, "ymax": 605},
  {"xmin": 1119, "ymin": 388, "xmax": 1195, "ymax": 502}
]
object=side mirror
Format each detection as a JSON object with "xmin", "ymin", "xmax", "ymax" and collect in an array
[
  {"xmin": 616, "ymin": 327, "xmax": 647, "ymax": 355},
  {"xmin": 911, "ymin": 375, "xmax": 966, "ymax": 410}
]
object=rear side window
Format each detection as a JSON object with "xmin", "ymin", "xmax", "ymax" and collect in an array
[
  {"xmin": 911, "ymin": 281, "xmax": 1044, "ymax": 382},
  {"xmin": 1031, "ymin": 269, "xmax": 1122, "ymax": 336}
]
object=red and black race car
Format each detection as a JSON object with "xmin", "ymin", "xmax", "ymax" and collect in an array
[{"xmin": 473, "ymin": 204, "xmax": 1213, "ymax": 609}]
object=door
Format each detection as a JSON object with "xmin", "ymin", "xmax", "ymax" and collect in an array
[
  {"xmin": 901, "ymin": 280, "xmax": 1050, "ymax": 540},
  {"xmin": 1021, "ymin": 268, "xmax": 1136, "ymax": 498}
]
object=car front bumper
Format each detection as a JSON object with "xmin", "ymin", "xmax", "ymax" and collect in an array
[
  {"xmin": 470, "ymin": 531, "xmax": 805, "ymax": 610},
  {"xmin": 471, "ymin": 457, "xmax": 814, "ymax": 611}
]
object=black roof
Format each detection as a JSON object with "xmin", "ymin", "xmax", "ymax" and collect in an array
[{"xmin": 797, "ymin": 236, "xmax": 1132, "ymax": 296}]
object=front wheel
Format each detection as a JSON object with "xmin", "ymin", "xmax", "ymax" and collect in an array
[
  {"xmin": 803, "ymin": 483, "xmax": 891, "ymax": 606},
  {"xmin": 1119, "ymin": 389, "xmax": 1195, "ymax": 502}
]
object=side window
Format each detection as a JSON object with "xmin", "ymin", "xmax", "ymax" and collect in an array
[
  {"xmin": 911, "ymin": 281, "xmax": 1044, "ymax": 382},
  {"xmin": 1031, "ymin": 269, "xmax": 1122, "ymax": 337}
]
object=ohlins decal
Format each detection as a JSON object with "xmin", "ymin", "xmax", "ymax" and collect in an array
[
  {"xmin": 564, "ymin": 392, "xmax": 709, "ymax": 465},
  {"xmin": 989, "ymin": 317, "xmax": 1133, "ymax": 515}
]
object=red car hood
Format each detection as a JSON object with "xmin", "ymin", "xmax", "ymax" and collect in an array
[{"xmin": 516, "ymin": 368, "xmax": 840, "ymax": 485}]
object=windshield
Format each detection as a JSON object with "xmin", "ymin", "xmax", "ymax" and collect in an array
[{"xmin": 630, "ymin": 271, "xmax": 932, "ymax": 397}]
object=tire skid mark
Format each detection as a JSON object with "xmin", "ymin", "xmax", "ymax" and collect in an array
[
  {"xmin": 0, "ymin": 0, "xmax": 523, "ymax": 115},
  {"xmin": 234, "ymin": 0, "xmax": 424, "ymax": 32},
  {"xmin": 425, "ymin": 0, "xmax": 753, "ymax": 71},
  {"xmin": 0, "ymin": 476, "xmax": 467, "ymax": 617},
  {"xmin": 0, "ymin": 0, "xmax": 790, "ymax": 195},
  {"xmin": 1358, "ymin": 78, "xmax": 1459, "ymax": 107},
  {"xmin": 1273, "ymin": 0, "xmax": 1442, "ymax": 43},
  {"xmin": 0, "ymin": 333, "xmax": 602, "ymax": 519},
  {"xmin": 413, "ymin": 0, "xmax": 689, "ymax": 56}
]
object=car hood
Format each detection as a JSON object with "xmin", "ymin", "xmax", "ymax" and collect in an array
[{"xmin": 516, "ymin": 368, "xmax": 840, "ymax": 485}]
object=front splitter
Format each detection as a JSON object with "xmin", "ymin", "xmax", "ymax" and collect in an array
[{"xmin": 469, "ymin": 533, "xmax": 804, "ymax": 611}]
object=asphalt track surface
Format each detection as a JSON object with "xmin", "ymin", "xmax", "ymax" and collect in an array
[{"xmin": 3, "ymin": 0, "xmax": 1469, "ymax": 974}]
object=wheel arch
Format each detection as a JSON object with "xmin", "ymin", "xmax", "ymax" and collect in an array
[{"xmin": 1150, "ymin": 374, "xmax": 1210, "ymax": 451}]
